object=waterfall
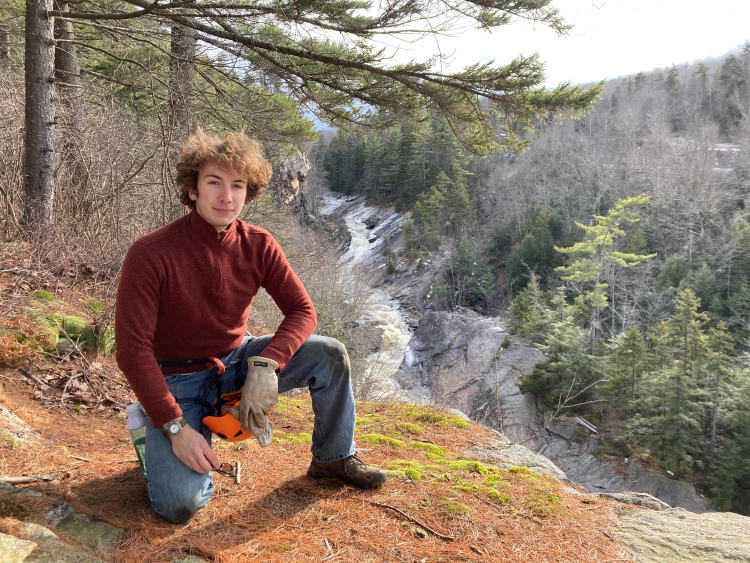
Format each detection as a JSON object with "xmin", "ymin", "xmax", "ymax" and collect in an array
[{"xmin": 322, "ymin": 194, "xmax": 411, "ymax": 398}]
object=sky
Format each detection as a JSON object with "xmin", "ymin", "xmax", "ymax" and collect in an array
[{"xmin": 386, "ymin": 0, "xmax": 749, "ymax": 86}]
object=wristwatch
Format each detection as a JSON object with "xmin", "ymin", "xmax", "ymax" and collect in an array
[{"xmin": 162, "ymin": 417, "xmax": 187, "ymax": 438}]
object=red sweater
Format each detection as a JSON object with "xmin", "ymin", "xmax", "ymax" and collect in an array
[{"xmin": 115, "ymin": 211, "xmax": 317, "ymax": 427}]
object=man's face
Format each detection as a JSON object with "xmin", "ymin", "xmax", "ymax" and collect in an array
[{"xmin": 190, "ymin": 162, "xmax": 248, "ymax": 231}]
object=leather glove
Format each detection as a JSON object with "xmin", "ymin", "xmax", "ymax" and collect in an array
[{"xmin": 238, "ymin": 356, "xmax": 279, "ymax": 447}]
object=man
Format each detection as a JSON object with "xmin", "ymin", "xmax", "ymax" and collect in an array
[{"xmin": 115, "ymin": 131, "xmax": 386, "ymax": 524}]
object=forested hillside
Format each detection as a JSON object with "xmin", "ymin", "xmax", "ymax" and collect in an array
[{"xmin": 322, "ymin": 44, "xmax": 750, "ymax": 514}]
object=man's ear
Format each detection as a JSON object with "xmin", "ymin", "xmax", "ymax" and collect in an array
[{"xmin": 188, "ymin": 187, "xmax": 198, "ymax": 201}]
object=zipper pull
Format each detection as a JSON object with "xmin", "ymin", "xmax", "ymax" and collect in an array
[{"xmin": 217, "ymin": 232, "xmax": 221, "ymax": 240}]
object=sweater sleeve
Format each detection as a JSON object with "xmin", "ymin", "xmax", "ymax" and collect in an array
[
  {"xmin": 115, "ymin": 242, "xmax": 183, "ymax": 428},
  {"xmin": 255, "ymin": 236, "xmax": 317, "ymax": 370}
]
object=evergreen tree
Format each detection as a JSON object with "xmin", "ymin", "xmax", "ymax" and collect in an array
[
  {"xmin": 710, "ymin": 369, "xmax": 750, "ymax": 514},
  {"xmin": 633, "ymin": 289, "xmax": 711, "ymax": 472},
  {"xmin": 446, "ymin": 239, "xmax": 496, "ymax": 308},
  {"xmin": 665, "ymin": 65, "xmax": 685, "ymax": 133},
  {"xmin": 679, "ymin": 263, "xmax": 721, "ymax": 317},
  {"xmin": 411, "ymin": 186, "xmax": 445, "ymax": 250},
  {"xmin": 555, "ymin": 195, "xmax": 657, "ymax": 351},
  {"xmin": 705, "ymin": 322, "xmax": 734, "ymax": 467},
  {"xmin": 508, "ymin": 274, "xmax": 552, "ymax": 343},
  {"xmin": 603, "ymin": 327, "xmax": 649, "ymax": 411},
  {"xmin": 505, "ymin": 208, "xmax": 562, "ymax": 291},
  {"xmin": 519, "ymin": 288, "xmax": 599, "ymax": 409}
]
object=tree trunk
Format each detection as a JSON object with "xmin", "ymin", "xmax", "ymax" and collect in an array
[
  {"xmin": 23, "ymin": 0, "xmax": 56, "ymax": 231},
  {"xmin": 1, "ymin": 28, "xmax": 9, "ymax": 59},
  {"xmin": 168, "ymin": 23, "xmax": 196, "ymax": 140},
  {"xmin": 54, "ymin": 1, "xmax": 83, "ymax": 135},
  {"xmin": 53, "ymin": 0, "xmax": 88, "ymax": 215},
  {"xmin": 708, "ymin": 364, "xmax": 721, "ymax": 468}
]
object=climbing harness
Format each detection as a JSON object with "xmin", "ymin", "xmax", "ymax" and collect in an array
[{"xmin": 157, "ymin": 355, "xmax": 253, "ymax": 442}]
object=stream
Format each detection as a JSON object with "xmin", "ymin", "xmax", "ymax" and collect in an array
[{"xmin": 321, "ymin": 194, "xmax": 412, "ymax": 398}]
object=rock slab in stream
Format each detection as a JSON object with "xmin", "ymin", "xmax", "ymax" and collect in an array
[
  {"xmin": 398, "ymin": 310, "xmax": 545, "ymax": 442},
  {"xmin": 617, "ymin": 508, "xmax": 750, "ymax": 562}
]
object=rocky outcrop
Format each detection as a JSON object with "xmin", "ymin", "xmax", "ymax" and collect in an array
[
  {"xmin": 617, "ymin": 508, "xmax": 750, "ymax": 562},
  {"xmin": 0, "ymin": 480, "xmax": 211, "ymax": 563},
  {"xmin": 544, "ymin": 419, "xmax": 711, "ymax": 513},
  {"xmin": 269, "ymin": 151, "xmax": 310, "ymax": 207},
  {"xmin": 396, "ymin": 310, "xmax": 544, "ymax": 435},
  {"xmin": 0, "ymin": 404, "xmax": 40, "ymax": 447},
  {"xmin": 463, "ymin": 432, "xmax": 569, "ymax": 482}
]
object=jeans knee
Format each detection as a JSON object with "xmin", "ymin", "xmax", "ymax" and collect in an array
[
  {"xmin": 154, "ymin": 495, "xmax": 203, "ymax": 524},
  {"xmin": 322, "ymin": 337, "xmax": 349, "ymax": 367}
]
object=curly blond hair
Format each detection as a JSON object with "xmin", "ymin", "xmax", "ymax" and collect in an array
[{"xmin": 175, "ymin": 130, "xmax": 273, "ymax": 209}]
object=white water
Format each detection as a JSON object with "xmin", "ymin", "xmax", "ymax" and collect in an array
[{"xmin": 322, "ymin": 194, "xmax": 411, "ymax": 397}]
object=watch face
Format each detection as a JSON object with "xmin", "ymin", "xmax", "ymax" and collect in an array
[{"xmin": 168, "ymin": 421, "xmax": 182, "ymax": 435}]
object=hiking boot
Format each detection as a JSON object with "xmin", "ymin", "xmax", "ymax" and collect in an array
[{"xmin": 307, "ymin": 454, "xmax": 387, "ymax": 489}]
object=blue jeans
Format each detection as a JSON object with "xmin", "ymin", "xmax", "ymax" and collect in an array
[{"xmin": 144, "ymin": 334, "xmax": 357, "ymax": 524}]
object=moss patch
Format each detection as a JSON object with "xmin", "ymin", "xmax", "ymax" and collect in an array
[
  {"xmin": 274, "ymin": 431, "xmax": 312, "ymax": 444},
  {"xmin": 525, "ymin": 490, "xmax": 562, "ymax": 516},
  {"xmin": 32, "ymin": 290, "xmax": 56, "ymax": 301},
  {"xmin": 440, "ymin": 499, "xmax": 472, "ymax": 517},
  {"xmin": 360, "ymin": 433, "xmax": 404, "ymax": 448},
  {"xmin": 409, "ymin": 441, "xmax": 447, "ymax": 459},
  {"xmin": 396, "ymin": 422, "xmax": 424, "ymax": 434},
  {"xmin": 0, "ymin": 497, "xmax": 30, "ymax": 520}
]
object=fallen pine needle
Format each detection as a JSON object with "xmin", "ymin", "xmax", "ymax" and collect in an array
[{"xmin": 366, "ymin": 500, "xmax": 455, "ymax": 541}]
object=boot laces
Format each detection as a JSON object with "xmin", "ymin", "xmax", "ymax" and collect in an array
[{"xmin": 345, "ymin": 454, "xmax": 368, "ymax": 470}]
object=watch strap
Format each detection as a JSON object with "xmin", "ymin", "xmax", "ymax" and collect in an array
[{"xmin": 162, "ymin": 417, "xmax": 187, "ymax": 437}]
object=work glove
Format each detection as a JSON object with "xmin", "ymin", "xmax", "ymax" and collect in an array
[{"xmin": 237, "ymin": 356, "xmax": 279, "ymax": 447}]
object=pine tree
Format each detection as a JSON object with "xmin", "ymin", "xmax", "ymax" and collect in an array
[
  {"xmin": 709, "ymin": 368, "xmax": 750, "ymax": 514},
  {"xmin": 505, "ymin": 208, "xmax": 562, "ymax": 291},
  {"xmin": 519, "ymin": 288, "xmax": 598, "ymax": 409},
  {"xmin": 603, "ymin": 327, "xmax": 649, "ymax": 411},
  {"xmin": 635, "ymin": 289, "xmax": 711, "ymax": 472},
  {"xmin": 555, "ymin": 195, "xmax": 657, "ymax": 351}
]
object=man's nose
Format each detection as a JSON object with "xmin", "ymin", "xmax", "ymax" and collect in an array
[{"xmin": 218, "ymin": 185, "xmax": 232, "ymax": 201}]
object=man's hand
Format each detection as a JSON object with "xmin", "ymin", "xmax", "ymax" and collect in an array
[
  {"xmin": 168, "ymin": 423, "xmax": 219, "ymax": 473},
  {"xmin": 239, "ymin": 356, "xmax": 279, "ymax": 447}
]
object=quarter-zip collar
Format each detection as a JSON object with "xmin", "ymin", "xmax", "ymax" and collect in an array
[{"xmin": 188, "ymin": 209, "xmax": 239, "ymax": 244}]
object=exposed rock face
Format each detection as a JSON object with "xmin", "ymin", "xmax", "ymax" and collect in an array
[
  {"xmin": 396, "ymin": 310, "xmax": 544, "ymax": 437},
  {"xmin": 463, "ymin": 432, "xmax": 569, "ymax": 482},
  {"xmin": 617, "ymin": 508, "xmax": 750, "ymax": 562},
  {"xmin": 269, "ymin": 151, "xmax": 310, "ymax": 207},
  {"xmin": 543, "ymin": 419, "xmax": 712, "ymax": 513}
]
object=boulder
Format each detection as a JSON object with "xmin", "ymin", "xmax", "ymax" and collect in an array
[
  {"xmin": 0, "ymin": 533, "xmax": 36, "ymax": 563},
  {"xmin": 617, "ymin": 508, "xmax": 750, "ymax": 562},
  {"xmin": 18, "ymin": 522, "xmax": 108, "ymax": 563}
]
